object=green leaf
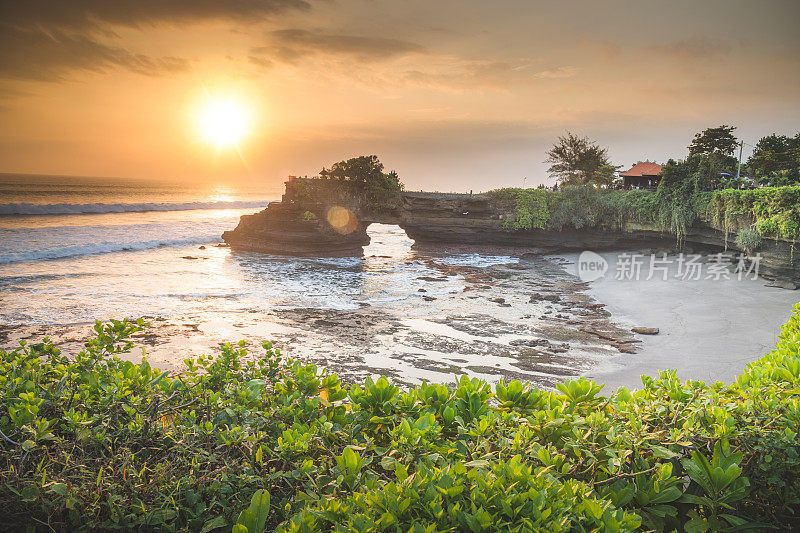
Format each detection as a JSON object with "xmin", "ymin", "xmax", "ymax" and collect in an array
[
  {"xmin": 199, "ymin": 515, "xmax": 228, "ymax": 533},
  {"xmin": 380, "ymin": 455, "xmax": 398, "ymax": 470},
  {"xmin": 47, "ymin": 483, "xmax": 67, "ymax": 496},
  {"xmin": 650, "ymin": 486, "xmax": 682, "ymax": 504},
  {"xmin": 235, "ymin": 490, "xmax": 270, "ymax": 533},
  {"xmin": 650, "ymin": 445, "xmax": 680, "ymax": 459},
  {"xmin": 395, "ymin": 463, "xmax": 409, "ymax": 482},
  {"xmin": 684, "ymin": 518, "xmax": 710, "ymax": 533},
  {"xmin": 149, "ymin": 370, "xmax": 168, "ymax": 387},
  {"xmin": 680, "ymin": 494, "xmax": 711, "ymax": 506},
  {"xmin": 146, "ymin": 509, "xmax": 177, "ymax": 525}
]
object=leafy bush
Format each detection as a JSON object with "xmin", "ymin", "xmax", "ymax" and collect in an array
[
  {"xmin": 2, "ymin": 308, "xmax": 800, "ymax": 531},
  {"xmin": 489, "ymin": 179, "xmax": 800, "ymax": 261},
  {"xmin": 548, "ymin": 187, "xmax": 660, "ymax": 231},
  {"xmin": 489, "ymin": 187, "xmax": 659, "ymax": 233},
  {"xmin": 486, "ymin": 188, "xmax": 554, "ymax": 231},
  {"xmin": 735, "ymin": 228, "xmax": 762, "ymax": 254},
  {"xmin": 708, "ymin": 186, "xmax": 800, "ymax": 242}
]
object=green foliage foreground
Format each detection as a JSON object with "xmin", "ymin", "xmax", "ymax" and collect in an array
[{"xmin": 2, "ymin": 310, "xmax": 800, "ymax": 532}]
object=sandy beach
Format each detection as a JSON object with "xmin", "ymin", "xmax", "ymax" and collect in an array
[{"xmin": 558, "ymin": 252, "xmax": 799, "ymax": 389}]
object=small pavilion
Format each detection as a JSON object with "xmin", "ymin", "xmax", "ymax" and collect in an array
[{"xmin": 619, "ymin": 162, "xmax": 662, "ymax": 189}]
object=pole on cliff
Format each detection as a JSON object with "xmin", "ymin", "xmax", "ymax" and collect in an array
[{"xmin": 735, "ymin": 140, "xmax": 744, "ymax": 180}]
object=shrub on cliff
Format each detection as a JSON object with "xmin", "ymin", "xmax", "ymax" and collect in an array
[
  {"xmin": 1, "ymin": 309, "xmax": 800, "ymax": 531},
  {"xmin": 735, "ymin": 228, "xmax": 762, "ymax": 255},
  {"xmin": 707, "ymin": 186, "xmax": 800, "ymax": 244},
  {"xmin": 489, "ymin": 187, "xmax": 658, "ymax": 232},
  {"xmin": 548, "ymin": 186, "xmax": 659, "ymax": 231},
  {"xmin": 319, "ymin": 155, "xmax": 402, "ymax": 207},
  {"xmin": 487, "ymin": 188, "xmax": 554, "ymax": 231}
]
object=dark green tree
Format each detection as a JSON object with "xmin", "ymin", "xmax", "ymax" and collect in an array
[
  {"xmin": 687, "ymin": 125, "xmax": 739, "ymax": 186},
  {"xmin": 321, "ymin": 155, "xmax": 385, "ymax": 184},
  {"xmin": 319, "ymin": 155, "xmax": 403, "ymax": 204},
  {"xmin": 544, "ymin": 133, "xmax": 619, "ymax": 187},
  {"xmin": 688, "ymin": 125, "xmax": 739, "ymax": 157},
  {"xmin": 746, "ymin": 133, "xmax": 800, "ymax": 184}
]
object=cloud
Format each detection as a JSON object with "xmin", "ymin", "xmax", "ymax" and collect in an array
[
  {"xmin": 0, "ymin": 0, "xmax": 310, "ymax": 83},
  {"xmin": 248, "ymin": 56, "xmax": 274, "ymax": 70},
  {"xmin": 0, "ymin": 27, "xmax": 187, "ymax": 82},
  {"xmin": 248, "ymin": 30, "xmax": 577, "ymax": 92},
  {"xmin": 0, "ymin": 1, "xmax": 310, "ymax": 32},
  {"xmin": 251, "ymin": 29, "xmax": 426, "ymax": 65},
  {"xmin": 646, "ymin": 38, "xmax": 733, "ymax": 63},
  {"xmin": 401, "ymin": 60, "xmax": 578, "ymax": 91}
]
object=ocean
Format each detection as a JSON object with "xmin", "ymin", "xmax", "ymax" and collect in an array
[{"xmin": 0, "ymin": 173, "xmax": 515, "ymax": 327}]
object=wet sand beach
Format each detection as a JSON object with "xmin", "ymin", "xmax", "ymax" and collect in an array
[{"xmin": 563, "ymin": 252, "xmax": 799, "ymax": 389}]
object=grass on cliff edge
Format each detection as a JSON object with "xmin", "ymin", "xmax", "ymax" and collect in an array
[{"xmin": 1, "ymin": 308, "xmax": 799, "ymax": 532}]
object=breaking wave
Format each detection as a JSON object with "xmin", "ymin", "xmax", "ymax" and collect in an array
[
  {"xmin": 0, "ymin": 200, "xmax": 270, "ymax": 216},
  {"xmin": 0, "ymin": 235, "xmax": 224, "ymax": 264}
]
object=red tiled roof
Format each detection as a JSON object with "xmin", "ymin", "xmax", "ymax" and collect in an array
[{"xmin": 620, "ymin": 162, "xmax": 662, "ymax": 177}]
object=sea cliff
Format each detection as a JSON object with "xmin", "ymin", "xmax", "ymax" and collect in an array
[{"xmin": 223, "ymin": 179, "xmax": 799, "ymax": 286}]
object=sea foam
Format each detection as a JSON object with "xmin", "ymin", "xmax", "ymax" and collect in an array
[
  {"xmin": 0, "ymin": 235, "xmax": 224, "ymax": 264},
  {"xmin": 0, "ymin": 200, "xmax": 269, "ymax": 216}
]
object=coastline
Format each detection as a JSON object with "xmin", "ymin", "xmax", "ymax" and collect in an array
[
  {"xmin": 4, "ymin": 246, "xmax": 795, "ymax": 389},
  {"xmin": 1, "ymin": 253, "xmax": 638, "ymax": 387},
  {"xmin": 557, "ymin": 251, "xmax": 799, "ymax": 389}
]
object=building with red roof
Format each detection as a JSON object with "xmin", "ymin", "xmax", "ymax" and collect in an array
[{"xmin": 619, "ymin": 161, "xmax": 662, "ymax": 189}]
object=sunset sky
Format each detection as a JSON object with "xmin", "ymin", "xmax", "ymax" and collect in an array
[{"xmin": 1, "ymin": 0, "xmax": 799, "ymax": 194}]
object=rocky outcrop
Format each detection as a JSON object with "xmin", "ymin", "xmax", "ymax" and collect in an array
[
  {"xmin": 221, "ymin": 201, "xmax": 370, "ymax": 256},
  {"xmin": 223, "ymin": 181, "xmax": 798, "ymax": 285},
  {"xmin": 397, "ymin": 193, "xmax": 798, "ymax": 284},
  {"xmin": 222, "ymin": 179, "xmax": 377, "ymax": 255}
]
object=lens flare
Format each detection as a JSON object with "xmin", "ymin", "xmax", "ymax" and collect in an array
[{"xmin": 326, "ymin": 206, "xmax": 358, "ymax": 235}]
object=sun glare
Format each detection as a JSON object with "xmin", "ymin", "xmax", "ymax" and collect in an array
[{"xmin": 198, "ymin": 99, "xmax": 250, "ymax": 147}]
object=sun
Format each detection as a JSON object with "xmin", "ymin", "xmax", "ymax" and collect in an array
[{"xmin": 198, "ymin": 99, "xmax": 250, "ymax": 147}]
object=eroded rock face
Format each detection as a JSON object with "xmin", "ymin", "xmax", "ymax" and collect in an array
[
  {"xmin": 222, "ymin": 202, "xmax": 370, "ymax": 256},
  {"xmin": 398, "ymin": 194, "xmax": 678, "ymax": 253},
  {"xmin": 398, "ymin": 193, "xmax": 506, "ymax": 244},
  {"xmin": 223, "ymin": 182, "xmax": 799, "ymax": 284},
  {"xmin": 681, "ymin": 218, "xmax": 799, "ymax": 286},
  {"xmin": 222, "ymin": 179, "xmax": 384, "ymax": 255}
]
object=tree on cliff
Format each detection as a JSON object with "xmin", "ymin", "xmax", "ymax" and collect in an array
[
  {"xmin": 321, "ymin": 155, "xmax": 382, "ymax": 184},
  {"xmin": 686, "ymin": 125, "xmax": 739, "ymax": 188},
  {"xmin": 688, "ymin": 125, "xmax": 739, "ymax": 157},
  {"xmin": 544, "ymin": 133, "xmax": 618, "ymax": 188},
  {"xmin": 319, "ymin": 155, "xmax": 403, "ymax": 205},
  {"xmin": 746, "ymin": 133, "xmax": 800, "ymax": 184}
]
